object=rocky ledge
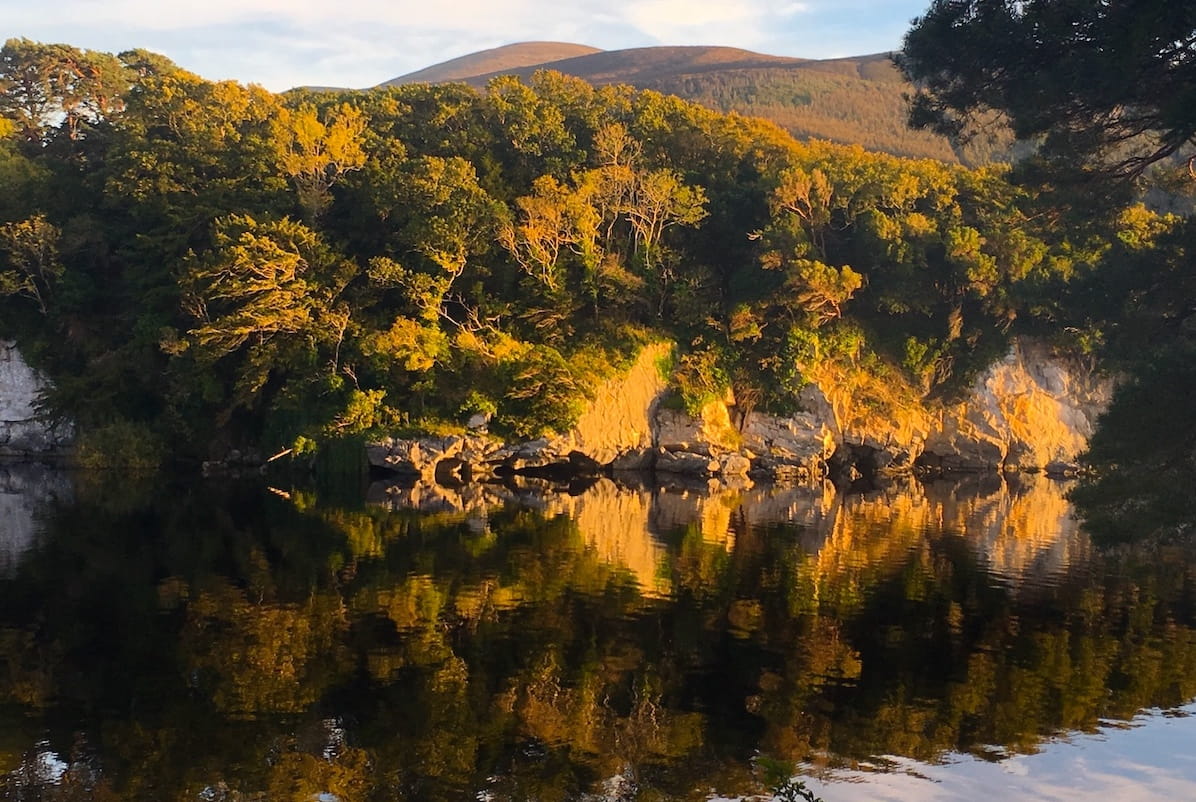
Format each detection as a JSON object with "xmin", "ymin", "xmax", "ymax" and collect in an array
[{"xmin": 367, "ymin": 339, "xmax": 1113, "ymax": 485}]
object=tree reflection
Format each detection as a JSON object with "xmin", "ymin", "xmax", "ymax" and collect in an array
[{"xmin": 0, "ymin": 475, "xmax": 1192, "ymax": 799}]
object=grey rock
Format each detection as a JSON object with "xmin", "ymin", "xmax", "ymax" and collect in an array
[
  {"xmin": 365, "ymin": 445, "xmax": 391, "ymax": 468},
  {"xmin": 612, "ymin": 448, "xmax": 656, "ymax": 471},
  {"xmin": 718, "ymin": 453, "xmax": 752, "ymax": 476},
  {"xmin": 656, "ymin": 449, "xmax": 719, "ymax": 477},
  {"xmin": 1044, "ymin": 460, "xmax": 1081, "ymax": 478}
]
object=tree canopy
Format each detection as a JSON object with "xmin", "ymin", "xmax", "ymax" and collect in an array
[{"xmin": 898, "ymin": 0, "xmax": 1196, "ymax": 182}]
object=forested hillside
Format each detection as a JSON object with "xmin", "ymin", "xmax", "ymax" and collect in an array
[
  {"xmin": 0, "ymin": 38, "xmax": 1163, "ymax": 467},
  {"xmin": 381, "ymin": 44, "xmax": 1008, "ymax": 163}
]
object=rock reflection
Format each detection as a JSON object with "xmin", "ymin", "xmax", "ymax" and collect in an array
[
  {"xmin": 544, "ymin": 479, "xmax": 668, "ymax": 596},
  {"xmin": 365, "ymin": 472, "xmax": 1088, "ymax": 592},
  {"xmin": 927, "ymin": 474, "xmax": 1091, "ymax": 587},
  {"xmin": 0, "ymin": 462, "xmax": 70, "ymax": 576}
]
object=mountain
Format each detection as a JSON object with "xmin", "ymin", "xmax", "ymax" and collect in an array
[
  {"xmin": 381, "ymin": 42, "xmax": 602, "ymax": 86},
  {"xmin": 381, "ymin": 43, "xmax": 1010, "ymax": 164}
]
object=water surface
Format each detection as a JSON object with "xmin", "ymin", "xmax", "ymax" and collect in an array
[{"xmin": 0, "ymin": 466, "xmax": 1193, "ymax": 800}]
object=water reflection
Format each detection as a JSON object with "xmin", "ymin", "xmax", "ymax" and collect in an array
[
  {"xmin": 0, "ymin": 462, "xmax": 71, "ymax": 576},
  {"xmin": 0, "ymin": 470, "xmax": 1192, "ymax": 800}
]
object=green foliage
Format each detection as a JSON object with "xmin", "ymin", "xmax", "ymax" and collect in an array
[
  {"xmin": 1071, "ymin": 342, "xmax": 1196, "ymax": 546},
  {"xmin": 273, "ymin": 102, "xmax": 368, "ymax": 221},
  {"xmin": 896, "ymin": 2, "xmax": 1196, "ymax": 540},
  {"xmin": 0, "ymin": 38, "xmax": 132, "ymax": 145},
  {"xmin": 672, "ymin": 347, "xmax": 730, "ymax": 415},
  {"xmin": 0, "ymin": 213, "xmax": 62, "ymax": 313},
  {"xmin": 899, "ymin": 0, "xmax": 1196, "ymax": 184},
  {"xmin": 755, "ymin": 756, "xmax": 824, "ymax": 802},
  {"xmin": 495, "ymin": 344, "xmax": 591, "ymax": 438},
  {"xmin": 73, "ymin": 419, "xmax": 165, "ymax": 470}
]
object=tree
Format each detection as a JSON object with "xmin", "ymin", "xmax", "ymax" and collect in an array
[
  {"xmin": 0, "ymin": 118, "xmax": 46, "ymax": 222},
  {"xmin": 0, "ymin": 213, "xmax": 62, "ymax": 314},
  {"xmin": 174, "ymin": 215, "xmax": 355, "ymax": 418},
  {"xmin": 273, "ymin": 102, "xmax": 368, "ymax": 221},
  {"xmin": 370, "ymin": 155, "xmax": 506, "ymax": 328},
  {"xmin": 499, "ymin": 175, "xmax": 580, "ymax": 292},
  {"xmin": 897, "ymin": 0, "xmax": 1196, "ymax": 182},
  {"xmin": 899, "ymin": 3, "xmax": 1196, "ymax": 539},
  {"xmin": 0, "ymin": 38, "xmax": 130, "ymax": 144}
]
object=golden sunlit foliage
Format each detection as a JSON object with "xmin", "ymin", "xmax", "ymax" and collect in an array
[{"xmin": 0, "ymin": 37, "xmax": 1152, "ymax": 458}]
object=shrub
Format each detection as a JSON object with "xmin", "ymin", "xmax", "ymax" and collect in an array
[{"xmin": 74, "ymin": 419, "xmax": 166, "ymax": 471}]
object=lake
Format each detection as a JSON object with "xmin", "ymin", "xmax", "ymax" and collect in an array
[{"xmin": 0, "ymin": 464, "xmax": 1194, "ymax": 800}]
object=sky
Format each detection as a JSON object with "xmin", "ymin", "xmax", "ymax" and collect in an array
[{"xmin": 1, "ymin": 0, "xmax": 932, "ymax": 91}]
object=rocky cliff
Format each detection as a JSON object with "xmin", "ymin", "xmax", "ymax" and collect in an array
[
  {"xmin": 922, "ymin": 340, "xmax": 1112, "ymax": 473},
  {"xmin": 367, "ymin": 338, "xmax": 1112, "ymax": 483},
  {"xmin": 0, "ymin": 341, "xmax": 72, "ymax": 458}
]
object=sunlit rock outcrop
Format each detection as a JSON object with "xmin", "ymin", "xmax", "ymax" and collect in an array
[
  {"xmin": 740, "ymin": 406, "xmax": 837, "ymax": 478},
  {"xmin": 367, "ymin": 338, "xmax": 1112, "ymax": 482},
  {"xmin": 551, "ymin": 342, "xmax": 672, "ymax": 465},
  {"xmin": 799, "ymin": 363, "xmax": 934, "ymax": 475},
  {"xmin": 924, "ymin": 340, "xmax": 1113, "ymax": 472}
]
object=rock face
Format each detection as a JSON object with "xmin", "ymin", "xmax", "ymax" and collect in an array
[
  {"xmin": 0, "ymin": 341, "xmax": 72, "ymax": 458},
  {"xmin": 367, "ymin": 338, "xmax": 1112, "ymax": 483},
  {"xmin": 923, "ymin": 341, "xmax": 1113, "ymax": 473},
  {"xmin": 367, "ymin": 344, "xmax": 675, "ymax": 480},
  {"xmin": 551, "ymin": 342, "xmax": 672, "ymax": 465}
]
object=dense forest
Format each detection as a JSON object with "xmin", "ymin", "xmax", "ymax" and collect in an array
[{"xmin": 0, "ymin": 33, "xmax": 1190, "ymax": 503}]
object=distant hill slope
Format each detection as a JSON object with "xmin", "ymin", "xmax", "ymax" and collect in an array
[
  {"xmin": 382, "ymin": 44, "xmax": 1011, "ymax": 164},
  {"xmin": 381, "ymin": 42, "xmax": 602, "ymax": 86},
  {"xmin": 466, "ymin": 45, "xmax": 810, "ymax": 84}
]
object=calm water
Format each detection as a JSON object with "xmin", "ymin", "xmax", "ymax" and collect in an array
[{"xmin": 0, "ymin": 465, "xmax": 1194, "ymax": 801}]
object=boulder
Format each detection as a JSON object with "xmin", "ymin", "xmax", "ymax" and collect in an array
[
  {"xmin": 718, "ymin": 453, "xmax": 752, "ymax": 477},
  {"xmin": 656, "ymin": 449, "xmax": 720, "ymax": 477},
  {"xmin": 612, "ymin": 448, "xmax": 656, "ymax": 472}
]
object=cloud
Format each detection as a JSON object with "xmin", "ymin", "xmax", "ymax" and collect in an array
[
  {"xmin": 623, "ymin": 0, "xmax": 797, "ymax": 50},
  {"xmin": 0, "ymin": 0, "xmax": 926, "ymax": 89}
]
